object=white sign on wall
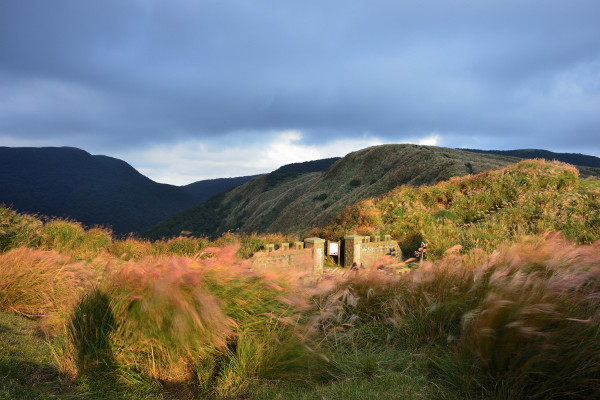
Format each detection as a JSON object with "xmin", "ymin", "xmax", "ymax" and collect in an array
[{"xmin": 328, "ymin": 242, "xmax": 339, "ymax": 256}]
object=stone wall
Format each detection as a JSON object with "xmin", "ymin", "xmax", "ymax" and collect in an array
[
  {"xmin": 359, "ymin": 240, "xmax": 401, "ymax": 266},
  {"xmin": 344, "ymin": 235, "xmax": 402, "ymax": 267},
  {"xmin": 250, "ymin": 237, "xmax": 324, "ymax": 275},
  {"xmin": 251, "ymin": 247, "xmax": 313, "ymax": 271},
  {"xmin": 252, "ymin": 235, "xmax": 401, "ymax": 272}
]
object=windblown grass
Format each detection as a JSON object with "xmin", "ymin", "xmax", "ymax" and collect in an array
[
  {"xmin": 311, "ymin": 234, "xmax": 600, "ymax": 399},
  {"xmin": 51, "ymin": 246, "xmax": 326, "ymax": 397},
  {"xmin": 0, "ymin": 205, "xmax": 286, "ymax": 262},
  {"xmin": 0, "ymin": 248, "xmax": 96, "ymax": 333},
  {"xmin": 1, "ymin": 229, "xmax": 598, "ymax": 398},
  {"xmin": 0, "ymin": 206, "xmax": 42, "ymax": 251}
]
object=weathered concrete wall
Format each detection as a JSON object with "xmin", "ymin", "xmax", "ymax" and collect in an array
[
  {"xmin": 252, "ymin": 235, "xmax": 400, "ymax": 272},
  {"xmin": 250, "ymin": 238, "xmax": 325, "ymax": 275},
  {"xmin": 344, "ymin": 235, "xmax": 402, "ymax": 267},
  {"xmin": 304, "ymin": 237, "xmax": 325, "ymax": 275},
  {"xmin": 359, "ymin": 239, "xmax": 402, "ymax": 266},
  {"xmin": 251, "ymin": 247, "xmax": 313, "ymax": 272}
]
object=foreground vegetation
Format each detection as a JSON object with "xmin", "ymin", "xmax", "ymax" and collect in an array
[{"xmin": 1, "ymin": 159, "xmax": 600, "ymax": 399}]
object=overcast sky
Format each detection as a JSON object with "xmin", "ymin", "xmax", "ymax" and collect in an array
[{"xmin": 1, "ymin": 1, "xmax": 599, "ymax": 185}]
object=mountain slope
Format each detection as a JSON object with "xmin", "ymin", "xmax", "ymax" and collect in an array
[
  {"xmin": 179, "ymin": 158, "xmax": 341, "ymax": 203},
  {"xmin": 182, "ymin": 175, "xmax": 262, "ymax": 203},
  {"xmin": 0, "ymin": 147, "xmax": 197, "ymax": 234},
  {"xmin": 144, "ymin": 145, "xmax": 521, "ymax": 239}
]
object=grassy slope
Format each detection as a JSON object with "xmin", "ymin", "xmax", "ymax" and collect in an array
[
  {"xmin": 181, "ymin": 174, "xmax": 262, "ymax": 203},
  {"xmin": 316, "ymin": 159, "xmax": 600, "ymax": 259},
  {"xmin": 145, "ymin": 144, "xmax": 520, "ymax": 239}
]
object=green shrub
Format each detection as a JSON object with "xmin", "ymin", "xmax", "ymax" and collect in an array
[{"xmin": 313, "ymin": 193, "xmax": 328, "ymax": 202}]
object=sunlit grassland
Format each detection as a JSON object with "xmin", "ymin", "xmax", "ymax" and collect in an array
[{"xmin": 1, "ymin": 159, "xmax": 599, "ymax": 399}]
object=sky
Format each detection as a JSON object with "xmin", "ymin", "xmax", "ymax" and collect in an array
[{"xmin": 1, "ymin": 1, "xmax": 599, "ymax": 185}]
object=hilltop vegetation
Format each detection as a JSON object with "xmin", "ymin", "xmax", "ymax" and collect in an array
[
  {"xmin": 3, "ymin": 145, "xmax": 598, "ymax": 239},
  {"xmin": 145, "ymin": 144, "xmax": 522, "ymax": 239},
  {"xmin": 316, "ymin": 159, "xmax": 600, "ymax": 258}
]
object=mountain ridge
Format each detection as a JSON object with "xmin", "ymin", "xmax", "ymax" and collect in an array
[
  {"xmin": 0, "ymin": 146, "xmax": 197, "ymax": 234},
  {"xmin": 144, "ymin": 144, "xmax": 529, "ymax": 239},
  {"xmin": 460, "ymin": 148, "xmax": 600, "ymax": 168},
  {"xmin": 183, "ymin": 175, "xmax": 262, "ymax": 203}
]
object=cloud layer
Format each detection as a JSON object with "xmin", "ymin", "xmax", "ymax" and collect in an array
[{"xmin": 1, "ymin": 1, "xmax": 599, "ymax": 183}]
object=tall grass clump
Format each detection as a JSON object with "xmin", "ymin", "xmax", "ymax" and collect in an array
[
  {"xmin": 0, "ymin": 248, "xmax": 95, "ymax": 333},
  {"xmin": 455, "ymin": 235, "xmax": 600, "ymax": 399},
  {"xmin": 311, "ymin": 256, "xmax": 477, "ymax": 351},
  {"xmin": 0, "ymin": 206, "xmax": 42, "ymax": 251},
  {"xmin": 39, "ymin": 219, "xmax": 86, "ymax": 252},
  {"xmin": 108, "ymin": 236, "xmax": 153, "ymax": 260},
  {"xmin": 40, "ymin": 220, "xmax": 112, "ymax": 260},
  {"xmin": 56, "ymin": 246, "xmax": 326, "ymax": 396},
  {"xmin": 63, "ymin": 255, "xmax": 235, "ymax": 383},
  {"xmin": 149, "ymin": 235, "xmax": 209, "ymax": 257}
]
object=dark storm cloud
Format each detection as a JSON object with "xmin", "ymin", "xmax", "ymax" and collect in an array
[{"xmin": 1, "ymin": 0, "xmax": 599, "ymax": 154}]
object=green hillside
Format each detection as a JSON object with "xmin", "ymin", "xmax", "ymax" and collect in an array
[
  {"xmin": 145, "ymin": 144, "xmax": 522, "ymax": 239},
  {"xmin": 315, "ymin": 159, "xmax": 600, "ymax": 258}
]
